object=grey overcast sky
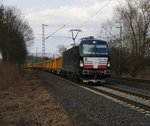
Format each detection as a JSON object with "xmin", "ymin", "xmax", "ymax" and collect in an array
[{"xmin": 1, "ymin": 0, "xmax": 122, "ymax": 56}]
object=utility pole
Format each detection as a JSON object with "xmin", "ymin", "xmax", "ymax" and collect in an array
[
  {"xmin": 70, "ymin": 29, "xmax": 81, "ymax": 46},
  {"xmin": 42, "ymin": 24, "xmax": 48, "ymax": 57},
  {"xmin": 42, "ymin": 24, "xmax": 66, "ymax": 58},
  {"xmin": 116, "ymin": 25, "xmax": 122, "ymax": 76}
]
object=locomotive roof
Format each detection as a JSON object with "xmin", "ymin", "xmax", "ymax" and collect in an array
[
  {"xmin": 80, "ymin": 36, "xmax": 106, "ymax": 43},
  {"xmin": 63, "ymin": 36, "xmax": 107, "ymax": 53}
]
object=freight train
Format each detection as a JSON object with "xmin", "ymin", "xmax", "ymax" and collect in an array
[{"xmin": 28, "ymin": 36, "xmax": 111, "ymax": 83}]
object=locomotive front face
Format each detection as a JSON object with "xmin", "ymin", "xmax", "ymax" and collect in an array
[{"xmin": 79, "ymin": 39, "xmax": 111, "ymax": 83}]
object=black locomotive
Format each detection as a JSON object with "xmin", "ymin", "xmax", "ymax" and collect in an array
[{"xmin": 61, "ymin": 36, "xmax": 111, "ymax": 83}]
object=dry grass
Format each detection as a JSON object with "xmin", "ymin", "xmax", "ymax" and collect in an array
[
  {"xmin": 0, "ymin": 63, "xmax": 22, "ymax": 91},
  {"xmin": 0, "ymin": 63, "xmax": 72, "ymax": 126}
]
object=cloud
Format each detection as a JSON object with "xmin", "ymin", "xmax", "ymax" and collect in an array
[
  {"xmin": 25, "ymin": 0, "xmax": 117, "ymax": 27},
  {"xmin": 23, "ymin": 0, "xmax": 119, "ymax": 53}
]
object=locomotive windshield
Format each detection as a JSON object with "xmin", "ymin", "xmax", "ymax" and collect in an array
[{"xmin": 81, "ymin": 40, "xmax": 109, "ymax": 56}]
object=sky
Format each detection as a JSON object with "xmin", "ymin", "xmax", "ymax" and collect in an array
[{"xmin": 1, "ymin": 0, "xmax": 122, "ymax": 56}]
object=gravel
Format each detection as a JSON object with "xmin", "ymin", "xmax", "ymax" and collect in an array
[
  {"xmin": 36, "ymin": 70, "xmax": 150, "ymax": 126},
  {"xmin": 95, "ymin": 86, "xmax": 150, "ymax": 106},
  {"xmin": 106, "ymin": 79, "xmax": 150, "ymax": 96}
]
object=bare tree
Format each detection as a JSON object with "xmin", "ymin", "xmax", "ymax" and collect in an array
[
  {"xmin": 0, "ymin": 5, "xmax": 34, "ymax": 64},
  {"xmin": 115, "ymin": 0, "xmax": 150, "ymax": 76},
  {"xmin": 57, "ymin": 45, "xmax": 66, "ymax": 56},
  {"xmin": 99, "ymin": 20, "xmax": 130, "ymax": 76}
]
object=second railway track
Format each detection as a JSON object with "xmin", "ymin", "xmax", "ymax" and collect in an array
[
  {"xmin": 103, "ymin": 84, "xmax": 150, "ymax": 100},
  {"xmin": 90, "ymin": 86, "xmax": 150, "ymax": 112}
]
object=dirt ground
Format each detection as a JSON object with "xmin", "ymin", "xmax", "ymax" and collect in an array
[{"xmin": 0, "ymin": 69, "xmax": 72, "ymax": 126}]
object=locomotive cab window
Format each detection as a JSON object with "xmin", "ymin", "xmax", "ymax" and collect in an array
[
  {"xmin": 95, "ymin": 44, "xmax": 108, "ymax": 55},
  {"xmin": 81, "ymin": 40, "xmax": 109, "ymax": 56},
  {"xmin": 83, "ymin": 44, "xmax": 95, "ymax": 54}
]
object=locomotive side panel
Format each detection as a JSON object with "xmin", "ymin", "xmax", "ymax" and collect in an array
[{"xmin": 62, "ymin": 46, "xmax": 80, "ymax": 76}]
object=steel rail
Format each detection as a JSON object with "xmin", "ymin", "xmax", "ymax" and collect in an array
[{"xmin": 81, "ymin": 84, "xmax": 150, "ymax": 111}]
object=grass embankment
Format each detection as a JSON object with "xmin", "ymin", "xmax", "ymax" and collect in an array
[{"xmin": 0, "ymin": 63, "xmax": 72, "ymax": 126}]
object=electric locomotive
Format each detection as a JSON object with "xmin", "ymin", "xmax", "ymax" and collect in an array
[{"xmin": 62, "ymin": 36, "xmax": 111, "ymax": 83}]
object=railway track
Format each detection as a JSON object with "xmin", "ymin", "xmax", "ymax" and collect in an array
[
  {"xmin": 44, "ymin": 71, "xmax": 150, "ymax": 116},
  {"xmin": 94, "ymin": 86, "xmax": 149, "ymax": 109},
  {"xmin": 77, "ymin": 83, "xmax": 150, "ymax": 115},
  {"xmin": 57, "ymin": 76, "xmax": 150, "ymax": 116},
  {"xmin": 84, "ymin": 85, "xmax": 149, "ymax": 114}
]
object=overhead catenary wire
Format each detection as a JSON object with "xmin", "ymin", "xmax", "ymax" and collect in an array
[
  {"xmin": 78, "ymin": 0, "xmax": 113, "ymax": 29},
  {"xmin": 50, "ymin": 35, "xmax": 72, "ymax": 39},
  {"xmin": 34, "ymin": 33, "xmax": 71, "ymax": 38},
  {"xmin": 34, "ymin": 36, "xmax": 71, "ymax": 40},
  {"xmin": 42, "ymin": 0, "xmax": 113, "ymax": 41},
  {"xmin": 45, "ymin": 25, "xmax": 66, "ymax": 40}
]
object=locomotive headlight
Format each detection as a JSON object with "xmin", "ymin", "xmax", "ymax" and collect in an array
[
  {"xmin": 107, "ymin": 61, "xmax": 110, "ymax": 67},
  {"xmin": 80, "ymin": 61, "xmax": 83, "ymax": 67}
]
